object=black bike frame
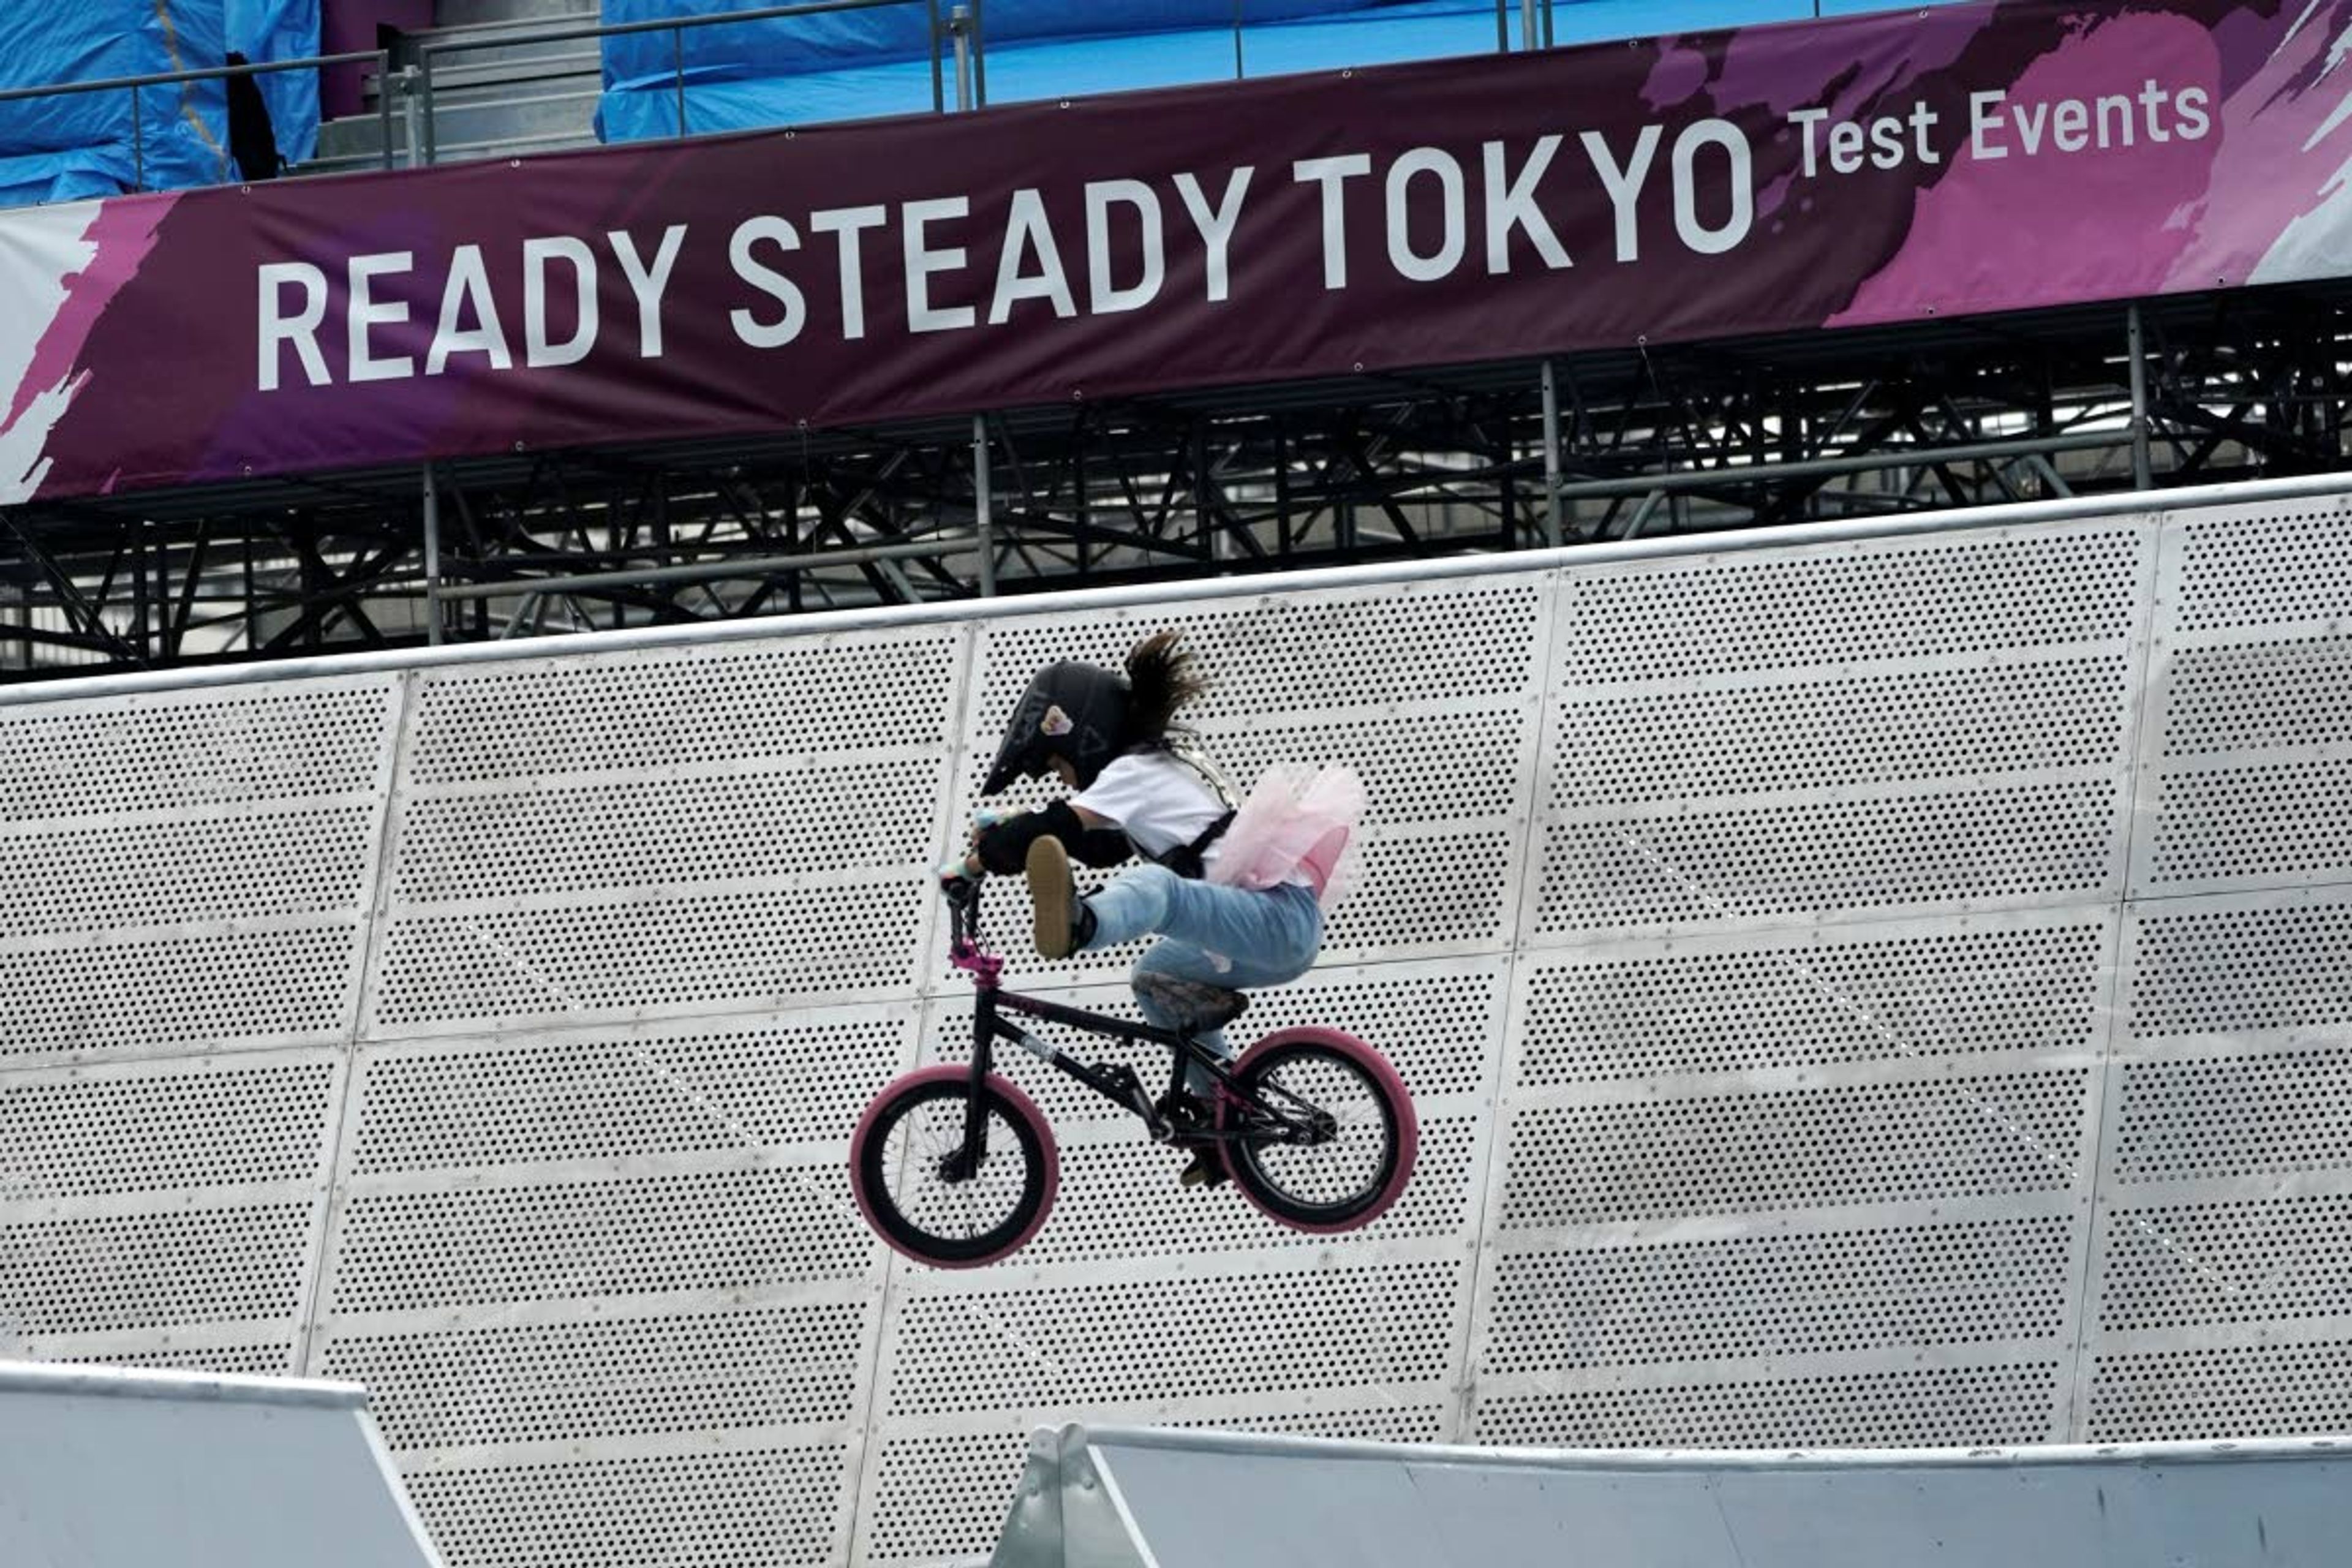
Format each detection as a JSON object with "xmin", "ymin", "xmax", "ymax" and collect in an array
[{"xmin": 943, "ymin": 889, "xmax": 1257, "ymax": 1176}]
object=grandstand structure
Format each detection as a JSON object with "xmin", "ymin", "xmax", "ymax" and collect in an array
[
  {"xmin": 0, "ymin": 0, "xmax": 2346, "ymax": 674},
  {"xmin": 7, "ymin": 4, "xmax": 2352, "ymax": 1566},
  {"xmin": 10, "ymin": 473, "xmax": 2352, "ymax": 1566}
]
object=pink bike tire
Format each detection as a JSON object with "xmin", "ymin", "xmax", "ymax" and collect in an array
[
  {"xmin": 850, "ymin": 1064, "xmax": 1058, "ymax": 1268},
  {"xmin": 1217, "ymin": 1027, "xmax": 1417, "ymax": 1233}
]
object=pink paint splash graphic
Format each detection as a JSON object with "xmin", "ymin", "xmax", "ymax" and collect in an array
[
  {"xmin": 4, "ymin": 194, "xmax": 176, "ymax": 432},
  {"xmin": 1642, "ymin": 44, "xmax": 1712, "ymax": 111},
  {"xmin": 1834, "ymin": 2, "xmax": 2352, "ymax": 327},
  {"xmin": 1654, "ymin": 6, "xmax": 1998, "ymax": 227},
  {"xmin": 2166, "ymin": 0, "xmax": 2352, "ymax": 288},
  {"xmin": 1832, "ymin": 10, "xmax": 2230, "ymax": 326},
  {"xmin": 1714, "ymin": 2, "xmax": 1991, "ymax": 122}
]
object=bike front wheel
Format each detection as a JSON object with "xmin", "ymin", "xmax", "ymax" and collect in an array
[
  {"xmin": 850, "ymin": 1065, "xmax": 1058, "ymax": 1268},
  {"xmin": 1216, "ymin": 1027, "xmax": 1416, "ymax": 1232}
]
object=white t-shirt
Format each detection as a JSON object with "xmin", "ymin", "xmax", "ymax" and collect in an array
[{"xmin": 1071, "ymin": 752, "xmax": 1230, "ymax": 868}]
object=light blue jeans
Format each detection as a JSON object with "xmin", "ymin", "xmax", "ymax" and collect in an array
[{"xmin": 1083, "ymin": 864, "xmax": 1324, "ymax": 1093}]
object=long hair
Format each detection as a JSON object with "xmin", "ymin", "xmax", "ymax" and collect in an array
[{"xmin": 1123, "ymin": 628, "xmax": 1207, "ymax": 742}]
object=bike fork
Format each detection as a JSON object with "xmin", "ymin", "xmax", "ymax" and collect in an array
[{"xmin": 946, "ymin": 989, "xmax": 999, "ymax": 1183}]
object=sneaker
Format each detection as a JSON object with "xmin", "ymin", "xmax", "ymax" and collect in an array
[
  {"xmin": 1025, "ymin": 836, "xmax": 1095, "ymax": 959},
  {"xmin": 1179, "ymin": 1147, "xmax": 1229, "ymax": 1188}
]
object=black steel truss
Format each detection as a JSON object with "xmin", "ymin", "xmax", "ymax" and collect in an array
[{"xmin": 5, "ymin": 282, "xmax": 2350, "ymax": 678}]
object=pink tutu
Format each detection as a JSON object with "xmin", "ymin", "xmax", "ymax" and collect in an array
[{"xmin": 1207, "ymin": 763, "xmax": 1367, "ymax": 911}]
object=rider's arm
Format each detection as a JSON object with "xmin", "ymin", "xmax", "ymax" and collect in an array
[{"xmin": 971, "ymin": 799, "xmax": 1129, "ymax": 875}]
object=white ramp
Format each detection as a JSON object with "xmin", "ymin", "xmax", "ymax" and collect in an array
[
  {"xmin": 0, "ymin": 1361, "xmax": 444, "ymax": 1568},
  {"xmin": 992, "ymin": 1425, "xmax": 2352, "ymax": 1568}
]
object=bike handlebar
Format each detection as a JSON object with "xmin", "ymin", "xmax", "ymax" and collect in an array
[
  {"xmin": 944, "ymin": 872, "xmax": 984, "ymax": 944},
  {"xmin": 943, "ymin": 873, "xmax": 1008, "ymax": 981}
]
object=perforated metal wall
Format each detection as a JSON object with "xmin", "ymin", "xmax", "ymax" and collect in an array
[
  {"xmin": 6, "ymin": 492, "xmax": 2352, "ymax": 1564},
  {"xmin": 2083, "ymin": 494, "xmax": 2352, "ymax": 1442}
]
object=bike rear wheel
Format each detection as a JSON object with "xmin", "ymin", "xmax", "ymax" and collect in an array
[
  {"xmin": 851, "ymin": 1065, "xmax": 1057, "ymax": 1268},
  {"xmin": 1217, "ymin": 1027, "xmax": 1415, "ymax": 1232}
]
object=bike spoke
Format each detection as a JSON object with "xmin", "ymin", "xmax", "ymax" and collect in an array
[
  {"xmin": 883, "ymin": 1091, "xmax": 1033, "ymax": 1245},
  {"xmin": 1243, "ymin": 1052, "xmax": 1390, "ymax": 1209}
]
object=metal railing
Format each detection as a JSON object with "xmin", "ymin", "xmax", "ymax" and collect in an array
[
  {"xmin": 413, "ymin": 0, "xmax": 1564, "ymax": 160},
  {"xmin": 414, "ymin": 0, "xmax": 952, "ymax": 164},
  {"xmin": 0, "ymin": 50, "xmax": 396, "ymax": 193},
  {"xmin": 1497, "ymin": 0, "xmax": 1556, "ymax": 52},
  {"xmin": 0, "ymin": 0, "xmax": 1877, "ymax": 198},
  {"xmin": 401, "ymin": 0, "xmax": 1581, "ymax": 168}
]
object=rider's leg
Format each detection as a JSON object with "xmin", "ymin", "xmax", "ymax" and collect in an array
[
  {"xmin": 1098, "ymin": 867, "xmax": 1324, "ymax": 1092},
  {"xmin": 1130, "ymin": 940, "xmax": 1235, "ymax": 1087},
  {"xmin": 1087, "ymin": 864, "xmax": 1321, "ymax": 964}
]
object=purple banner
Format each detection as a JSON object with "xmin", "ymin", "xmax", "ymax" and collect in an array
[{"xmin": 4, "ymin": 0, "xmax": 2348, "ymax": 503}]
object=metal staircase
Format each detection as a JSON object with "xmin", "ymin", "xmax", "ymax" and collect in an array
[{"xmin": 307, "ymin": 0, "xmax": 603, "ymax": 173}]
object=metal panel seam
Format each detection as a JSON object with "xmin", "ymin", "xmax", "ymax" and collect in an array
[
  {"xmin": 1450, "ymin": 564, "xmax": 1567, "ymax": 1442},
  {"xmin": 352, "ymin": 668, "xmax": 423, "ymax": 1047},
  {"xmin": 847, "ymin": 616, "xmax": 987, "ymax": 1567},
  {"xmin": 2060, "ymin": 511, "xmax": 2169, "ymax": 1440},
  {"xmin": 300, "ymin": 668, "xmax": 418, "ymax": 1376}
]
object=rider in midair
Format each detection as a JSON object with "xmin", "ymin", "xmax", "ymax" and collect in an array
[{"xmin": 941, "ymin": 629, "xmax": 1360, "ymax": 1186}]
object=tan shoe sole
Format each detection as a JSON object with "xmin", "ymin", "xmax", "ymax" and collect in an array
[{"xmin": 1026, "ymin": 836, "xmax": 1077, "ymax": 960}]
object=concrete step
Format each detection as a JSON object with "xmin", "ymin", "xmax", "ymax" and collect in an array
[
  {"xmin": 316, "ymin": 111, "xmax": 398, "ymax": 163},
  {"xmin": 402, "ymin": 24, "xmax": 603, "ymax": 74},
  {"xmin": 435, "ymin": 0, "xmax": 599, "ymax": 26},
  {"xmin": 365, "ymin": 50, "xmax": 601, "ymax": 111},
  {"xmin": 390, "ymin": 10, "xmax": 602, "ymax": 72},
  {"xmin": 300, "ymin": 121, "xmax": 600, "ymax": 175},
  {"xmin": 316, "ymin": 81, "xmax": 599, "ymax": 160},
  {"xmin": 429, "ymin": 83, "xmax": 600, "ymax": 145}
]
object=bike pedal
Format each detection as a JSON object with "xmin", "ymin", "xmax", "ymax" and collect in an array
[{"xmin": 1178, "ymin": 1150, "xmax": 1229, "ymax": 1189}]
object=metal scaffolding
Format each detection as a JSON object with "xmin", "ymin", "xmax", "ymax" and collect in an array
[{"xmin": 5, "ymin": 280, "xmax": 2348, "ymax": 677}]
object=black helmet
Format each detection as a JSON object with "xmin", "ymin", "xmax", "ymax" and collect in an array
[{"xmin": 982, "ymin": 661, "xmax": 1129, "ymax": 794}]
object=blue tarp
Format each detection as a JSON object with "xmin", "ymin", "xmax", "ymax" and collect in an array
[
  {"xmin": 0, "ymin": 2, "xmax": 320, "ymax": 209},
  {"xmin": 229, "ymin": 0, "xmax": 322, "ymax": 165},
  {"xmin": 597, "ymin": 0, "xmax": 1972, "ymax": 143},
  {"xmin": 600, "ymin": 0, "xmax": 1476, "ymax": 138},
  {"xmin": 0, "ymin": 4, "xmax": 232, "ymax": 206},
  {"xmin": 604, "ymin": 0, "xmax": 1379, "ymax": 85}
]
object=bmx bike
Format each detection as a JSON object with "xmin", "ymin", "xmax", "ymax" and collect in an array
[{"xmin": 850, "ymin": 878, "xmax": 1417, "ymax": 1268}]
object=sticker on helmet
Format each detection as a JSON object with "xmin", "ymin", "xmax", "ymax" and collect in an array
[{"xmin": 1039, "ymin": 704, "xmax": 1074, "ymax": 736}]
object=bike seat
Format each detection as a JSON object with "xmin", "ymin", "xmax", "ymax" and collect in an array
[{"xmin": 1134, "ymin": 974, "xmax": 1249, "ymax": 1034}]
